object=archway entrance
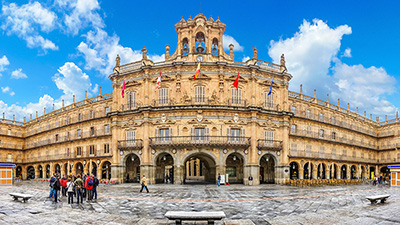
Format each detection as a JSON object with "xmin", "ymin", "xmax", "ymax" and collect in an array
[
  {"xmin": 102, "ymin": 161, "xmax": 111, "ymax": 179},
  {"xmin": 370, "ymin": 166, "xmax": 375, "ymax": 179},
  {"xmin": 76, "ymin": 162, "xmax": 83, "ymax": 175},
  {"xmin": 27, "ymin": 166, "xmax": 35, "ymax": 179},
  {"xmin": 289, "ymin": 162, "xmax": 299, "ymax": 179},
  {"xmin": 55, "ymin": 164, "xmax": 61, "ymax": 174},
  {"xmin": 16, "ymin": 166, "xmax": 22, "ymax": 179},
  {"xmin": 304, "ymin": 162, "xmax": 313, "ymax": 179},
  {"xmin": 380, "ymin": 166, "xmax": 390, "ymax": 178},
  {"xmin": 126, "ymin": 154, "xmax": 140, "ymax": 183},
  {"xmin": 260, "ymin": 154, "xmax": 275, "ymax": 184},
  {"xmin": 46, "ymin": 165, "xmax": 50, "ymax": 178},
  {"xmin": 351, "ymin": 165, "xmax": 356, "ymax": 179},
  {"xmin": 341, "ymin": 165, "xmax": 347, "ymax": 179},
  {"xmin": 317, "ymin": 164, "xmax": 326, "ymax": 179},
  {"xmin": 226, "ymin": 153, "xmax": 244, "ymax": 184},
  {"xmin": 38, "ymin": 165, "xmax": 43, "ymax": 178},
  {"xmin": 155, "ymin": 153, "xmax": 174, "ymax": 184},
  {"xmin": 184, "ymin": 153, "xmax": 216, "ymax": 184},
  {"xmin": 330, "ymin": 164, "xmax": 337, "ymax": 179}
]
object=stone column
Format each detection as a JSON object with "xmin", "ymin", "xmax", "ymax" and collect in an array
[
  {"xmin": 299, "ymin": 168, "xmax": 304, "ymax": 179},
  {"xmin": 174, "ymin": 163, "xmax": 184, "ymax": 185},
  {"xmin": 35, "ymin": 165, "xmax": 40, "ymax": 179},
  {"xmin": 346, "ymin": 165, "xmax": 350, "ymax": 179},
  {"xmin": 312, "ymin": 165, "xmax": 317, "ymax": 179},
  {"xmin": 275, "ymin": 165, "xmax": 290, "ymax": 184},
  {"xmin": 111, "ymin": 165, "xmax": 124, "ymax": 183}
]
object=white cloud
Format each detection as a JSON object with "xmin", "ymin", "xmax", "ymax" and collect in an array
[
  {"xmin": 77, "ymin": 28, "xmax": 163, "ymax": 76},
  {"xmin": 1, "ymin": 1, "xmax": 58, "ymax": 51},
  {"xmin": 342, "ymin": 48, "xmax": 352, "ymax": 58},
  {"xmin": 222, "ymin": 34, "xmax": 244, "ymax": 52},
  {"xmin": 9, "ymin": 92, "xmax": 15, "ymax": 96},
  {"xmin": 1, "ymin": 86, "xmax": 10, "ymax": 93},
  {"xmin": 268, "ymin": 18, "xmax": 397, "ymax": 117},
  {"xmin": 56, "ymin": 0, "xmax": 104, "ymax": 35},
  {"xmin": 242, "ymin": 56, "xmax": 250, "ymax": 62},
  {"xmin": 11, "ymin": 68, "xmax": 28, "ymax": 79},
  {"xmin": 0, "ymin": 94, "xmax": 55, "ymax": 120},
  {"xmin": 0, "ymin": 55, "xmax": 10, "ymax": 72}
]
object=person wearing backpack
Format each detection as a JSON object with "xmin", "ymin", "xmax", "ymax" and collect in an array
[
  {"xmin": 74, "ymin": 174, "xmax": 84, "ymax": 204},
  {"xmin": 92, "ymin": 174, "xmax": 99, "ymax": 200},
  {"xmin": 66, "ymin": 177, "xmax": 75, "ymax": 204},
  {"xmin": 85, "ymin": 175, "xmax": 94, "ymax": 201},
  {"xmin": 49, "ymin": 174, "xmax": 56, "ymax": 198}
]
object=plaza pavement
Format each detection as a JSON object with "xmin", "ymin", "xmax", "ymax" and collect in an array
[{"xmin": 0, "ymin": 181, "xmax": 399, "ymax": 224}]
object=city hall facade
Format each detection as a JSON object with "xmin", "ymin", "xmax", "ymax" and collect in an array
[{"xmin": 0, "ymin": 14, "xmax": 398, "ymax": 185}]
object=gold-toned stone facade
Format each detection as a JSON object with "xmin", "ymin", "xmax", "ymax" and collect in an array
[{"xmin": 0, "ymin": 14, "xmax": 397, "ymax": 185}]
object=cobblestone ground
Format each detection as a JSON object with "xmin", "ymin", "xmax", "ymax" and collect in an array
[{"xmin": 0, "ymin": 181, "xmax": 399, "ymax": 225}]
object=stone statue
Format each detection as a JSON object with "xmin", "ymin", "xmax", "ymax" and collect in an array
[
  {"xmin": 210, "ymin": 90, "xmax": 219, "ymax": 104},
  {"xmin": 182, "ymin": 91, "xmax": 190, "ymax": 103},
  {"xmin": 116, "ymin": 54, "xmax": 120, "ymax": 67},
  {"xmin": 252, "ymin": 46, "xmax": 258, "ymax": 59},
  {"xmin": 280, "ymin": 54, "xmax": 286, "ymax": 67},
  {"xmin": 141, "ymin": 46, "xmax": 147, "ymax": 60}
]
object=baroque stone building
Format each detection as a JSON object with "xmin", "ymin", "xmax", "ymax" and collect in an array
[{"xmin": 0, "ymin": 14, "xmax": 397, "ymax": 185}]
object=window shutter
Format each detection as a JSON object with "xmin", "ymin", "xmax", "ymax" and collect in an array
[
  {"xmin": 191, "ymin": 127, "xmax": 195, "ymax": 141},
  {"xmin": 94, "ymin": 145, "xmax": 97, "ymax": 156},
  {"xmin": 241, "ymin": 128, "xmax": 245, "ymax": 143},
  {"xmin": 169, "ymin": 128, "xmax": 172, "ymax": 141},
  {"xmin": 205, "ymin": 127, "xmax": 209, "ymax": 141},
  {"xmin": 133, "ymin": 92, "xmax": 136, "ymax": 107},
  {"xmin": 127, "ymin": 92, "xmax": 131, "ymax": 108},
  {"xmin": 155, "ymin": 128, "xmax": 159, "ymax": 143}
]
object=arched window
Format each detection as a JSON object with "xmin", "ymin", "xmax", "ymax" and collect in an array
[
  {"xmin": 195, "ymin": 86, "xmax": 205, "ymax": 103},
  {"xmin": 182, "ymin": 38, "xmax": 189, "ymax": 56},
  {"xmin": 264, "ymin": 92, "xmax": 274, "ymax": 109},
  {"xmin": 195, "ymin": 32, "xmax": 205, "ymax": 53},
  {"xmin": 127, "ymin": 92, "xmax": 136, "ymax": 109},
  {"xmin": 159, "ymin": 88, "xmax": 169, "ymax": 105},
  {"xmin": 212, "ymin": 38, "xmax": 218, "ymax": 56},
  {"xmin": 231, "ymin": 88, "xmax": 242, "ymax": 105}
]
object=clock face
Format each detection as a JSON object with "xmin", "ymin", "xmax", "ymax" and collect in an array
[{"xmin": 196, "ymin": 55, "xmax": 203, "ymax": 62}]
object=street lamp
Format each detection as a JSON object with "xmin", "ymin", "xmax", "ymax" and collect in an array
[{"xmin": 96, "ymin": 159, "xmax": 100, "ymax": 165}]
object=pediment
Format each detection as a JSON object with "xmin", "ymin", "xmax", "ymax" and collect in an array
[
  {"xmin": 189, "ymin": 73, "xmax": 211, "ymax": 80},
  {"xmin": 122, "ymin": 118, "xmax": 143, "ymax": 128},
  {"xmin": 225, "ymin": 75, "xmax": 247, "ymax": 83},
  {"xmin": 153, "ymin": 75, "xmax": 175, "ymax": 83},
  {"xmin": 126, "ymin": 80, "xmax": 141, "ymax": 87}
]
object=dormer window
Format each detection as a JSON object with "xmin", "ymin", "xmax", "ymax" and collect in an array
[
  {"xmin": 195, "ymin": 32, "xmax": 205, "ymax": 53},
  {"xmin": 182, "ymin": 38, "xmax": 189, "ymax": 56}
]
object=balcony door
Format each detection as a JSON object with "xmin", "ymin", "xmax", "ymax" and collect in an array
[
  {"xmin": 126, "ymin": 130, "xmax": 136, "ymax": 147},
  {"xmin": 265, "ymin": 131, "xmax": 274, "ymax": 147}
]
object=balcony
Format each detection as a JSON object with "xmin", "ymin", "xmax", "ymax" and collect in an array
[
  {"xmin": 289, "ymin": 150, "xmax": 377, "ymax": 164},
  {"xmin": 257, "ymin": 140, "xmax": 282, "ymax": 150},
  {"xmin": 149, "ymin": 136, "xmax": 251, "ymax": 149},
  {"xmin": 117, "ymin": 139, "xmax": 144, "ymax": 150}
]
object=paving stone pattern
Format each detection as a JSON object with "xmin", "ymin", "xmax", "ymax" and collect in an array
[{"xmin": 0, "ymin": 181, "xmax": 399, "ymax": 224}]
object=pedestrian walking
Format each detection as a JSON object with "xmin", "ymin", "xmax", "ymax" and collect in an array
[
  {"xmin": 54, "ymin": 175, "xmax": 61, "ymax": 203},
  {"xmin": 82, "ymin": 173, "xmax": 87, "ymax": 199},
  {"xmin": 85, "ymin": 174, "xmax": 94, "ymax": 201},
  {"xmin": 217, "ymin": 173, "xmax": 221, "ymax": 187},
  {"xmin": 60, "ymin": 174, "xmax": 68, "ymax": 197},
  {"xmin": 140, "ymin": 175, "xmax": 149, "ymax": 193},
  {"xmin": 74, "ymin": 174, "xmax": 84, "ymax": 204},
  {"xmin": 92, "ymin": 174, "xmax": 99, "ymax": 200},
  {"xmin": 66, "ymin": 178, "xmax": 74, "ymax": 204},
  {"xmin": 49, "ymin": 174, "xmax": 56, "ymax": 198}
]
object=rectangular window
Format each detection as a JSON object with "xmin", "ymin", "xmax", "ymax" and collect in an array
[
  {"xmin": 195, "ymin": 128, "xmax": 205, "ymax": 140},
  {"xmin": 195, "ymin": 86, "xmax": 205, "ymax": 103},
  {"xmin": 126, "ymin": 130, "xmax": 136, "ymax": 146},
  {"xmin": 230, "ymin": 128, "xmax": 241, "ymax": 141},
  {"xmin": 319, "ymin": 129, "xmax": 324, "ymax": 138},
  {"xmin": 78, "ymin": 113, "xmax": 82, "ymax": 121},
  {"xmin": 90, "ymin": 127, "xmax": 95, "ymax": 136},
  {"xmin": 306, "ymin": 109, "xmax": 311, "ymax": 118},
  {"xmin": 55, "ymin": 134, "xmax": 59, "ymax": 142},
  {"xmin": 6, "ymin": 153, "xmax": 13, "ymax": 162},
  {"xmin": 7, "ymin": 129, "xmax": 11, "ymax": 135},
  {"xmin": 332, "ymin": 132, "xmax": 336, "ymax": 140},
  {"xmin": 90, "ymin": 111, "xmax": 94, "ymax": 119},
  {"xmin": 105, "ymin": 107, "xmax": 110, "ymax": 115},
  {"xmin": 291, "ymin": 124, "xmax": 297, "ymax": 133},
  {"xmin": 104, "ymin": 124, "xmax": 110, "ymax": 134},
  {"xmin": 306, "ymin": 126, "xmax": 311, "ymax": 135},
  {"xmin": 127, "ymin": 92, "xmax": 137, "ymax": 108},
  {"xmin": 90, "ymin": 145, "xmax": 95, "ymax": 155},
  {"xmin": 232, "ymin": 88, "xmax": 242, "ymax": 105},
  {"xmin": 159, "ymin": 88, "xmax": 169, "ymax": 105},
  {"xmin": 77, "ymin": 129, "xmax": 81, "ymax": 137},
  {"xmin": 319, "ymin": 113, "xmax": 324, "ymax": 121},
  {"xmin": 67, "ymin": 148, "xmax": 70, "ymax": 157},
  {"xmin": 159, "ymin": 128, "xmax": 170, "ymax": 141},
  {"xmin": 77, "ymin": 147, "xmax": 82, "ymax": 156},
  {"xmin": 104, "ymin": 144, "xmax": 110, "ymax": 154},
  {"xmin": 291, "ymin": 106, "xmax": 296, "ymax": 115},
  {"xmin": 264, "ymin": 92, "xmax": 273, "ymax": 108},
  {"xmin": 331, "ymin": 116, "xmax": 336, "ymax": 124},
  {"xmin": 226, "ymin": 167, "xmax": 237, "ymax": 177},
  {"xmin": 265, "ymin": 131, "xmax": 274, "ymax": 146}
]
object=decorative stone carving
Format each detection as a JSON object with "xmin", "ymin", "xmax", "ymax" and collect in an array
[
  {"xmin": 161, "ymin": 114, "xmax": 166, "ymax": 123},
  {"xmin": 233, "ymin": 114, "xmax": 239, "ymax": 123}
]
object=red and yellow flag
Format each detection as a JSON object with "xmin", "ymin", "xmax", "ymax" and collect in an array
[{"xmin": 194, "ymin": 61, "xmax": 201, "ymax": 79}]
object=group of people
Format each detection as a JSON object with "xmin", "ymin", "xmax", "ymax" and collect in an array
[
  {"xmin": 49, "ymin": 173, "xmax": 99, "ymax": 204},
  {"xmin": 373, "ymin": 174, "xmax": 389, "ymax": 186}
]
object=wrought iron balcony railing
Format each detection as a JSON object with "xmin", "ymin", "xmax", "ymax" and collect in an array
[
  {"xmin": 149, "ymin": 136, "xmax": 251, "ymax": 148},
  {"xmin": 257, "ymin": 140, "xmax": 282, "ymax": 150},
  {"xmin": 117, "ymin": 139, "xmax": 144, "ymax": 150}
]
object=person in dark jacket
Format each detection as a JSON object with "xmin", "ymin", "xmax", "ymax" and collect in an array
[
  {"xmin": 74, "ymin": 174, "xmax": 84, "ymax": 204},
  {"xmin": 49, "ymin": 174, "xmax": 56, "ymax": 198},
  {"xmin": 54, "ymin": 175, "xmax": 61, "ymax": 203},
  {"xmin": 60, "ymin": 174, "xmax": 68, "ymax": 197},
  {"xmin": 92, "ymin": 174, "xmax": 99, "ymax": 200}
]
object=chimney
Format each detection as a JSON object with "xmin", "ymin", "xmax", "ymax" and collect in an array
[
  {"xmin": 36, "ymin": 111, "xmax": 38, "ymax": 118},
  {"xmin": 338, "ymin": 99, "xmax": 340, "ymax": 108},
  {"xmin": 300, "ymin": 84, "xmax": 303, "ymax": 96},
  {"xmin": 73, "ymin": 95, "xmax": 75, "ymax": 103},
  {"xmin": 62, "ymin": 99, "xmax": 64, "ymax": 108},
  {"xmin": 99, "ymin": 86, "xmax": 102, "ymax": 96},
  {"xmin": 85, "ymin": 91, "xmax": 87, "ymax": 99}
]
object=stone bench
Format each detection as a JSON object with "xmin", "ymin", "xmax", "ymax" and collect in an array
[
  {"xmin": 366, "ymin": 194, "xmax": 390, "ymax": 204},
  {"xmin": 9, "ymin": 193, "xmax": 33, "ymax": 203},
  {"xmin": 165, "ymin": 211, "xmax": 226, "ymax": 225}
]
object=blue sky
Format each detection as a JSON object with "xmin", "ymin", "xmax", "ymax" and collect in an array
[{"xmin": 1, "ymin": 0, "xmax": 399, "ymax": 121}]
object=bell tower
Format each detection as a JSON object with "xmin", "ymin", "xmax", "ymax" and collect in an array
[{"xmin": 165, "ymin": 14, "xmax": 234, "ymax": 62}]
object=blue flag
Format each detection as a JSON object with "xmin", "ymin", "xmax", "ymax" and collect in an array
[{"xmin": 268, "ymin": 76, "xmax": 274, "ymax": 95}]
